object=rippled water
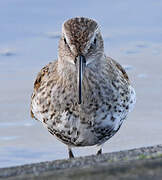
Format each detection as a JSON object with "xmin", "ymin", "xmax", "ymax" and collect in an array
[{"xmin": 0, "ymin": 0, "xmax": 162, "ymax": 168}]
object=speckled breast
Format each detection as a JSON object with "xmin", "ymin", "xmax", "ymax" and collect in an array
[{"xmin": 44, "ymin": 71, "xmax": 132, "ymax": 147}]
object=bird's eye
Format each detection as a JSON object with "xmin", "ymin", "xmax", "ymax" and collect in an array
[
  {"xmin": 64, "ymin": 38, "xmax": 67, "ymax": 44},
  {"xmin": 93, "ymin": 38, "xmax": 97, "ymax": 45},
  {"xmin": 90, "ymin": 38, "xmax": 97, "ymax": 49}
]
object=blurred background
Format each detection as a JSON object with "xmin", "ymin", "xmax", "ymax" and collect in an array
[{"xmin": 0, "ymin": 0, "xmax": 162, "ymax": 168}]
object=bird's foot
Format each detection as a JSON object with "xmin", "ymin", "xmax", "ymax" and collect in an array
[{"xmin": 96, "ymin": 148, "xmax": 102, "ymax": 155}]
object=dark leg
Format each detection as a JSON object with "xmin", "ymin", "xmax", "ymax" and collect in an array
[
  {"xmin": 68, "ymin": 147, "xmax": 74, "ymax": 159},
  {"xmin": 96, "ymin": 148, "xmax": 102, "ymax": 155}
]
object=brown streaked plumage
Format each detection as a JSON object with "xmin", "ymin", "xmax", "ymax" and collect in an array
[{"xmin": 31, "ymin": 17, "xmax": 136, "ymax": 158}]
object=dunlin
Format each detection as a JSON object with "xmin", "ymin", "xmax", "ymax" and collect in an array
[{"xmin": 31, "ymin": 17, "xmax": 136, "ymax": 158}]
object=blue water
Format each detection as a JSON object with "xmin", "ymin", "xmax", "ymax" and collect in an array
[{"xmin": 0, "ymin": 0, "xmax": 162, "ymax": 168}]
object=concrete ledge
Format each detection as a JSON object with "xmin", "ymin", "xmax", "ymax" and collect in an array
[{"xmin": 0, "ymin": 145, "xmax": 162, "ymax": 180}]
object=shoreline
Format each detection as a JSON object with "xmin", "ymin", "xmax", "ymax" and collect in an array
[{"xmin": 1, "ymin": 144, "xmax": 162, "ymax": 180}]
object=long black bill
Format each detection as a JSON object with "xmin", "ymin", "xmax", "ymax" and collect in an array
[{"xmin": 77, "ymin": 55, "xmax": 86, "ymax": 104}]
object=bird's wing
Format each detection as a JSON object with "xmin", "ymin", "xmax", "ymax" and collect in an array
[
  {"xmin": 107, "ymin": 57, "xmax": 130, "ymax": 83},
  {"xmin": 107, "ymin": 57, "xmax": 136, "ymax": 111},
  {"xmin": 30, "ymin": 61, "xmax": 57, "ymax": 120}
]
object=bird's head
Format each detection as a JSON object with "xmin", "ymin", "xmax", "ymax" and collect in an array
[
  {"xmin": 58, "ymin": 17, "xmax": 104, "ymax": 104},
  {"xmin": 59, "ymin": 17, "xmax": 104, "ymax": 65}
]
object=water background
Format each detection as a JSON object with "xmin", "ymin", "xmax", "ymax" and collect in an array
[{"xmin": 0, "ymin": 0, "xmax": 162, "ymax": 168}]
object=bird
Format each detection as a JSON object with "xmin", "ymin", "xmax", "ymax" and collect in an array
[{"xmin": 30, "ymin": 17, "xmax": 136, "ymax": 159}]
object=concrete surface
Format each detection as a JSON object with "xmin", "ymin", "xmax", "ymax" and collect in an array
[{"xmin": 0, "ymin": 144, "xmax": 162, "ymax": 180}]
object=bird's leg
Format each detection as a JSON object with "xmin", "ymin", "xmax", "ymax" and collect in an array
[
  {"xmin": 96, "ymin": 148, "xmax": 102, "ymax": 155},
  {"xmin": 68, "ymin": 146, "xmax": 74, "ymax": 159},
  {"xmin": 96, "ymin": 144, "xmax": 103, "ymax": 155}
]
